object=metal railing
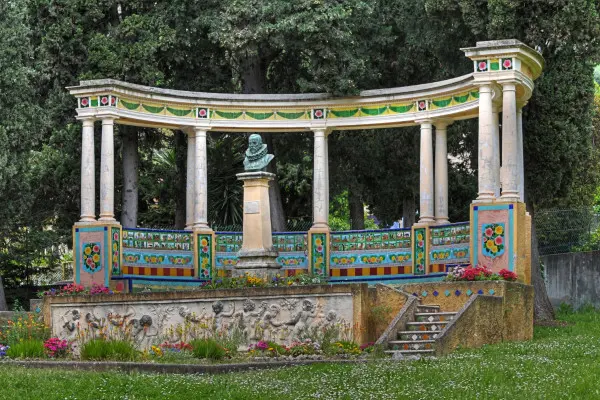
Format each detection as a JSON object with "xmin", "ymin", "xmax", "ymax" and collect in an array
[{"xmin": 534, "ymin": 208, "xmax": 600, "ymax": 255}]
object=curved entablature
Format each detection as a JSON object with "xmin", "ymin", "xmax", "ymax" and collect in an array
[{"xmin": 67, "ymin": 39, "xmax": 543, "ymax": 132}]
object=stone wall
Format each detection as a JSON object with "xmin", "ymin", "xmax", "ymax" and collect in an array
[
  {"xmin": 435, "ymin": 295, "xmax": 504, "ymax": 356},
  {"xmin": 43, "ymin": 284, "xmax": 369, "ymax": 349},
  {"xmin": 542, "ymin": 251, "xmax": 600, "ymax": 309},
  {"xmin": 398, "ymin": 281, "xmax": 533, "ymax": 341}
]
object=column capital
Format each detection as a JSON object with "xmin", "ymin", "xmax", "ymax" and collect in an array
[
  {"xmin": 433, "ymin": 119, "xmax": 453, "ymax": 130},
  {"xmin": 312, "ymin": 128, "xmax": 332, "ymax": 137},
  {"xmin": 415, "ymin": 118, "xmax": 434, "ymax": 125},
  {"xmin": 474, "ymin": 82, "xmax": 494, "ymax": 92},
  {"xmin": 101, "ymin": 117, "xmax": 117, "ymax": 125},
  {"xmin": 498, "ymin": 80, "xmax": 518, "ymax": 91},
  {"xmin": 77, "ymin": 116, "xmax": 96, "ymax": 124}
]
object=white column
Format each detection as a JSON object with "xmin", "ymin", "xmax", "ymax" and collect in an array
[
  {"xmin": 185, "ymin": 132, "xmax": 196, "ymax": 230},
  {"xmin": 80, "ymin": 118, "xmax": 96, "ymax": 222},
  {"xmin": 500, "ymin": 82, "xmax": 519, "ymax": 201},
  {"xmin": 477, "ymin": 84, "xmax": 496, "ymax": 201},
  {"xmin": 312, "ymin": 129, "xmax": 329, "ymax": 229},
  {"xmin": 492, "ymin": 106, "xmax": 501, "ymax": 198},
  {"xmin": 99, "ymin": 118, "xmax": 116, "ymax": 221},
  {"xmin": 418, "ymin": 120, "xmax": 435, "ymax": 224},
  {"xmin": 434, "ymin": 121, "xmax": 450, "ymax": 225},
  {"xmin": 517, "ymin": 106, "xmax": 525, "ymax": 202},
  {"xmin": 193, "ymin": 128, "xmax": 210, "ymax": 230}
]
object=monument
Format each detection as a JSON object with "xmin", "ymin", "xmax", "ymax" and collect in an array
[{"xmin": 234, "ymin": 134, "xmax": 281, "ymax": 279}]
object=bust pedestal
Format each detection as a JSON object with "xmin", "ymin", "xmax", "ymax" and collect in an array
[{"xmin": 234, "ymin": 172, "xmax": 281, "ymax": 280}]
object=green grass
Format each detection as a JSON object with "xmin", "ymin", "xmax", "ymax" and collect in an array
[
  {"xmin": 80, "ymin": 339, "xmax": 137, "ymax": 361},
  {"xmin": 5, "ymin": 340, "xmax": 45, "ymax": 359},
  {"xmin": 1, "ymin": 309, "xmax": 600, "ymax": 399}
]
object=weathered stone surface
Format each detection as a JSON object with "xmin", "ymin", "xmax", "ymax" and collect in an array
[
  {"xmin": 44, "ymin": 284, "xmax": 370, "ymax": 349},
  {"xmin": 392, "ymin": 281, "xmax": 533, "ymax": 349},
  {"xmin": 542, "ymin": 251, "xmax": 600, "ymax": 310},
  {"xmin": 368, "ymin": 284, "xmax": 410, "ymax": 342},
  {"xmin": 435, "ymin": 295, "xmax": 503, "ymax": 356}
]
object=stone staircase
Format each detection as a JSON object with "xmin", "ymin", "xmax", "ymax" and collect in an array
[{"xmin": 386, "ymin": 304, "xmax": 457, "ymax": 357}]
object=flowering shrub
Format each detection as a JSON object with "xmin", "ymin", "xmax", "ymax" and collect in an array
[
  {"xmin": 89, "ymin": 284, "xmax": 113, "ymax": 295},
  {"xmin": 150, "ymin": 345, "xmax": 163, "ymax": 357},
  {"xmin": 0, "ymin": 344, "xmax": 9, "ymax": 357},
  {"xmin": 39, "ymin": 283, "xmax": 113, "ymax": 297},
  {"xmin": 445, "ymin": 264, "xmax": 518, "ymax": 282},
  {"xmin": 499, "ymin": 269, "xmax": 518, "ymax": 281},
  {"xmin": 0, "ymin": 313, "xmax": 50, "ymax": 344},
  {"xmin": 201, "ymin": 272, "xmax": 325, "ymax": 290},
  {"xmin": 43, "ymin": 338, "xmax": 70, "ymax": 358},
  {"xmin": 159, "ymin": 341, "xmax": 193, "ymax": 352}
]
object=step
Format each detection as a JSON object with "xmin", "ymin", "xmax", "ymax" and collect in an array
[
  {"xmin": 414, "ymin": 312, "xmax": 456, "ymax": 323},
  {"xmin": 388, "ymin": 340, "xmax": 435, "ymax": 351},
  {"xmin": 416, "ymin": 305, "xmax": 440, "ymax": 313},
  {"xmin": 385, "ymin": 349, "xmax": 435, "ymax": 356},
  {"xmin": 406, "ymin": 321, "xmax": 449, "ymax": 331},
  {"xmin": 398, "ymin": 331, "xmax": 441, "ymax": 341}
]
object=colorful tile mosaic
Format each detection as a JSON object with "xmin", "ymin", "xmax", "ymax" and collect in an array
[
  {"xmin": 481, "ymin": 223, "xmax": 505, "ymax": 258},
  {"xmin": 413, "ymin": 228, "xmax": 426, "ymax": 275},
  {"xmin": 310, "ymin": 233, "xmax": 327, "ymax": 278},
  {"xmin": 111, "ymin": 227, "xmax": 121, "ymax": 275},
  {"xmin": 215, "ymin": 233, "xmax": 308, "ymax": 271},
  {"xmin": 197, "ymin": 234, "xmax": 213, "ymax": 279},
  {"xmin": 122, "ymin": 229, "xmax": 192, "ymax": 251},
  {"xmin": 329, "ymin": 266, "xmax": 410, "ymax": 278},
  {"xmin": 429, "ymin": 223, "xmax": 470, "ymax": 265},
  {"xmin": 82, "ymin": 242, "xmax": 101, "ymax": 274},
  {"xmin": 330, "ymin": 230, "xmax": 411, "ymax": 251},
  {"xmin": 122, "ymin": 229, "xmax": 195, "ymax": 278}
]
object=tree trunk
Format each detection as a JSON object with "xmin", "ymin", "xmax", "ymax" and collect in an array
[
  {"xmin": 240, "ymin": 53, "xmax": 287, "ymax": 232},
  {"xmin": 402, "ymin": 196, "xmax": 416, "ymax": 228},
  {"xmin": 174, "ymin": 131, "xmax": 187, "ymax": 230},
  {"xmin": 529, "ymin": 206, "xmax": 556, "ymax": 321},
  {"xmin": 349, "ymin": 186, "xmax": 365, "ymax": 230},
  {"xmin": 0, "ymin": 276, "xmax": 7, "ymax": 312},
  {"xmin": 121, "ymin": 129, "xmax": 138, "ymax": 228}
]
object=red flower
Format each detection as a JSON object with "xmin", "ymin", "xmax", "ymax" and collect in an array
[
  {"xmin": 92, "ymin": 245, "xmax": 100, "ymax": 253},
  {"xmin": 503, "ymin": 59, "xmax": 512, "ymax": 68},
  {"xmin": 81, "ymin": 98, "xmax": 89, "ymax": 106},
  {"xmin": 101, "ymin": 96, "xmax": 109, "ymax": 105},
  {"xmin": 314, "ymin": 109, "xmax": 323, "ymax": 118},
  {"xmin": 478, "ymin": 61, "xmax": 487, "ymax": 70},
  {"xmin": 485, "ymin": 228, "xmax": 493, "ymax": 237},
  {"xmin": 495, "ymin": 236, "xmax": 503, "ymax": 245},
  {"xmin": 418, "ymin": 101, "xmax": 426, "ymax": 110},
  {"xmin": 199, "ymin": 108, "xmax": 207, "ymax": 117}
]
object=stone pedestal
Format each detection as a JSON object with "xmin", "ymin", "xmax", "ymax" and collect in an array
[{"xmin": 234, "ymin": 172, "xmax": 281, "ymax": 279}]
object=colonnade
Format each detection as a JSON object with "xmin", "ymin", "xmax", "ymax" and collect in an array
[
  {"xmin": 77, "ymin": 105, "xmax": 523, "ymax": 231},
  {"xmin": 476, "ymin": 81, "xmax": 525, "ymax": 204},
  {"xmin": 77, "ymin": 121, "xmax": 331, "ymax": 232}
]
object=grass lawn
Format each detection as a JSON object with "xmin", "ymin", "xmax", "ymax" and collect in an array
[{"xmin": 1, "ymin": 308, "xmax": 599, "ymax": 399}]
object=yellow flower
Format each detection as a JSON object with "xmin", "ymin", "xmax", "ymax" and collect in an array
[
  {"xmin": 93, "ymin": 254, "xmax": 100, "ymax": 262},
  {"xmin": 495, "ymin": 225, "xmax": 503, "ymax": 235},
  {"xmin": 201, "ymin": 239, "xmax": 208, "ymax": 247},
  {"xmin": 486, "ymin": 240, "xmax": 494, "ymax": 249},
  {"xmin": 417, "ymin": 233, "xmax": 423, "ymax": 241},
  {"xmin": 84, "ymin": 247, "xmax": 92, "ymax": 255},
  {"xmin": 315, "ymin": 238, "xmax": 322, "ymax": 246},
  {"xmin": 492, "ymin": 246, "xmax": 498, "ymax": 253}
]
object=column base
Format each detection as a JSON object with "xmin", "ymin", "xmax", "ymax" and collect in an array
[
  {"xmin": 435, "ymin": 218, "xmax": 450, "ymax": 225},
  {"xmin": 418, "ymin": 216, "xmax": 435, "ymax": 225},
  {"xmin": 499, "ymin": 192, "xmax": 520, "ymax": 202},
  {"xmin": 192, "ymin": 223, "xmax": 212, "ymax": 232},
  {"xmin": 310, "ymin": 222, "xmax": 330, "ymax": 231},
  {"xmin": 78, "ymin": 216, "xmax": 96, "ymax": 223},
  {"xmin": 98, "ymin": 216, "xmax": 116, "ymax": 222},
  {"xmin": 234, "ymin": 248, "xmax": 281, "ymax": 280}
]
